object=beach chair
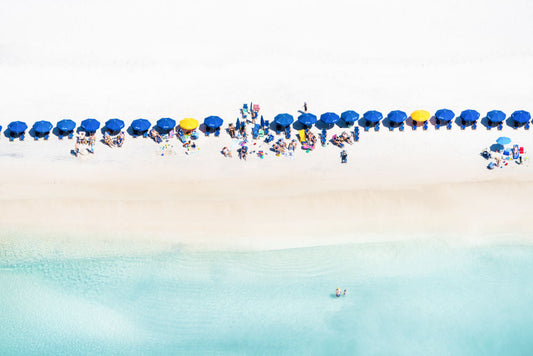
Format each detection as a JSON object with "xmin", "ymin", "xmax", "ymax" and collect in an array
[
  {"xmin": 253, "ymin": 124, "xmax": 260, "ymax": 139},
  {"xmin": 285, "ymin": 126, "xmax": 291, "ymax": 139},
  {"xmin": 525, "ymin": 123, "xmax": 530, "ymax": 130},
  {"xmin": 461, "ymin": 124, "xmax": 465, "ymax": 130},
  {"xmin": 243, "ymin": 104, "xmax": 248, "ymax": 114},
  {"xmin": 215, "ymin": 128, "xmax": 220, "ymax": 137},
  {"xmin": 45, "ymin": 134, "xmax": 49, "ymax": 140},
  {"xmin": 364, "ymin": 125, "xmax": 369, "ymax": 132},
  {"xmin": 34, "ymin": 135, "xmax": 39, "ymax": 141},
  {"xmin": 423, "ymin": 121, "xmax": 428, "ymax": 130},
  {"xmin": 487, "ymin": 124, "xmax": 492, "ymax": 130},
  {"xmin": 436, "ymin": 123, "xmax": 440, "ymax": 130},
  {"xmin": 275, "ymin": 127, "xmax": 281, "ymax": 135},
  {"xmin": 9, "ymin": 135, "xmax": 14, "ymax": 142},
  {"xmin": 399, "ymin": 123, "xmax": 404, "ymax": 131},
  {"xmin": 412, "ymin": 123, "xmax": 417, "ymax": 130},
  {"xmin": 389, "ymin": 124, "xmax": 394, "ymax": 131},
  {"xmin": 205, "ymin": 129, "xmax": 210, "ymax": 137},
  {"xmin": 472, "ymin": 122, "xmax": 477, "ymax": 130},
  {"xmin": 375, "ymin": 123, "xmax": 380, "ymax": 132},
  {"xmin": 20, "ymin": 133, "xmax": 25, "ymax": 141},
  {"xmin": 498, "ymin": 123, "xmax": 503, "ymax": 130},
  {"xmin": 59, "ymin": 133, "xmax": 64, "ymax": 139},
  {"xmin": 68, "ymin": 132, "xmax": 74, "ymax": 139},
  {"xmin": 447, "ymin": 122, "xmax": 452, "ymax": 130},
  {"xmin": 265, "ymin": 134, "xmax": 274, "ymax": 143}
]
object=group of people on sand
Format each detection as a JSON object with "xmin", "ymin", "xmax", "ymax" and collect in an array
[
  {"xmin": 335, "ymin": 287, "xmax": 347, "ymax": 297},
  {"xmin": 74, "ymin": 132, "xmax": 95, "ymax": 157},
  {"xmin": 332, "ymin": 132, "xmax": 353, "ymax": 147},
  {"xmin": 104, "ymin": 131, "xmax": 125, "ymax": 148}
]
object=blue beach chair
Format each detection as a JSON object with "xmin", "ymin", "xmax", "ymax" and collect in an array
[
  {"xmin": 436, "ymin": 123, "xmax": 440, "ymax": 130},
  {"xmin": 20, "ymin": 133, "xmax": 25, "ymax": 141},
  {"xmin": 375, "ymin": 123, "xmax": 380, "ymax": 132},
  {"xmin": 265, "ymin": 134, "xmax": 274, "ymax": 143},
  {"xmin": 399, "ymin": 123, "xmax": 404, "ymax": 131},
  {"xmin": 253, "ymin": 124, "xmax": 260, "ymax": 139},
  {"xmin": 215, "ymin": 128, "xmax": 220, "ymax": 136},
  {"xmin": 413, "ymin": 123, "xmax": 417, "ymax": 131},
  {"xmin": 364, "ymin": 125, "xmax": 369, "ymax": 132},
  {"xmin": 205, "ymin": 129, "xmax": 210, "ymax": 137},
  {"xmin": 447, "ymin": 122, "xmax": 452, "ymax": 130},
  {"xmin": 68, "ymin": 131, "xmax": 74, "ymax": 139},
  {"xmin": 498, "ymin": 123, "xmax": 503, "ymax": 130},
  {"xmin": 472, "ymin": 121, "xmax": 477, "ymax": 130},
  {"xmin": 45, "ymin": 134, "xmax": 49, "ymax": 140},
  {"xmin": 285, "ymin": 126, "xmax": 291, "ymax": 139},
  {"xmin": 526, "ymin": 122, "xmax": 530, "ymax": 130},
  {"xmin": 423, "ymin": 121, "xmax": 428, "ymax": 130}
]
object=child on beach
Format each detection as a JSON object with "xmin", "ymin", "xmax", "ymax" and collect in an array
[{"xmin": 341, "ymin": 150, "xmax": 348, "ymax": 163}]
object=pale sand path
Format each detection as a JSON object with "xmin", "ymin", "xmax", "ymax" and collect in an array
[{"xmin": 1, "ymin": 123, "xmax": 532, "ymax": 250}]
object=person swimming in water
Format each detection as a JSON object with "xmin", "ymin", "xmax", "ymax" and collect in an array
[
  {"xmin": 335, "ymin": 288, "xmax": 341, "ymax": 297},
  {"xmin": 344, "ymin": 289, "xmax": 347, "ymax": 296}
]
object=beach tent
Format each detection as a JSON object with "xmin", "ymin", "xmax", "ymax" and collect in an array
[
  {"xmin": 460, "ymin": 110, "xmax": 480, "ymax": 122},
  {"xmin": 341, "ymin": 110, "xmax": 359, "ymax": 124},
  {"xmin": 8, "ymin": 121, "xmax": 28, "ymax": 134},
  {"xmin": 81, "ymin": 118, "xmax": 100, "ymax": 133},
  {"xmin": 320, "ymin": 112, "xmax": 340, "ymax": 125},
  {"xmin": 363, "ymin": 111, "xmax": 383, "ymax": 124},
  {"xmin": 131, "ymin": 119, "xmax": 151, "ymax": 132},
  {"xmin": 33, "ymin": 120, "xmax": 53, "ymax": 136},
  {"xmin": 496, "ymin": 137, "xmax": 511, "ymax": 145},
  {"xmin": 388, "ymin": 110, "xmax": 407, "ymax": 124},
  {"xmin": 156, "ymin": 118, "xmax": 176, "ymax": 132},
  {"xmin": 486, "ymin": 110, "xmax": 506, "ymax": 124},
  {"xmin": 274, "ymin": 113, "xmax": 294, "ymax": 127},
  {"xmin": 105, "ymin": 119, "xmax": 125, "ymax": 133},
  {"xmin": 411, "ymin": 110, "xmax": 430, "ymax": 123},
  {"xmin": 435, "ymin": 109, "xmax": 455, "ymax": 122},
  {"xmin": 297, "ymin": 113, "xmax": 317, "ymax": 127},
  {"xmin": 510, "ymin": 110, "xmax": 531, "ymax": 124},
  {"xmin": 57, "ymin": 119, "xmax": 76, "ymax": 133},
  {"xmin": 180, "ymin": 118, "xmax": 199, "ymax": 131},
  {"xmin": 204, "ymin": 116, "xmax": 224, "ymax": 129}
]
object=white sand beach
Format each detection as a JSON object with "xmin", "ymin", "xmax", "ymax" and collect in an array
[{"xmin": 1, "ymin": 0, "xmax": 533, "ymax": 250}]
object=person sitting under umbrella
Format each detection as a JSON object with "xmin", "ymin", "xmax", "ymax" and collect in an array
[
  {"xmin": 228, "ymin": 124, "xmax": 236, "ymax": 138},
  {"xmin": 117, "ymin": 132, "xmax": 125, "ymax": 147},
  {"xmin": 104, "ymin": 132, "xmax": 115, "ymax": 147}
]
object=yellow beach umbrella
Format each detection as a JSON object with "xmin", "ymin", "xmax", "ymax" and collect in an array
[
  {"xmin": 411, "ymin": 110, "xmax": 431, "ymax": 122},
  {"xmin": 180, "ymin": 118, "xmax": 199, "ymax": 131}
]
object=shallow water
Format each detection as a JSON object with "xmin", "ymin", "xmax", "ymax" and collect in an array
[{"xmin": 1, "ymin": 238, "xmax": 533, "ymax": 355}]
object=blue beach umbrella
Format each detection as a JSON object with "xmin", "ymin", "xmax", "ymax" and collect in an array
[
  {"xmin": 156, "ymin": 118, "xmax": 176, "ymax": 131},
  {"xmin": 511, "ymin": 110, "xmax": 531, "ymax": 124},
  {"xmin": 204, "ymin": 116, "xmax": 224, "ymax": 129},
  {"xmin": 486, "ymin": 110, "xmax": 506, "ymax": 123},
  {"xmin": 57, "ymin": 119, "xmax": 76, "ymax": 132},
  {"xmin": 341, "ymin": 110, "xmax": 359, "ymax": 124},
  {"xmin": 496, "ymin": 137, "xmax": 511, "ymax": 145},
  {"xmin": 131, "ymin": 119, "xmax": 151, "ymax": 132},
  {"xmin": 460, "ymin": 109, "xmax": 480, "ymax": 122},
  {"xmin": 81, "ymin": 118, "xmax": 100, "ymax": 133},
  {"xmin": 363, "ymin": 110, "xmax": 383, "ymax": 124},
  {"xmin": 387, "ymin": 110, "xmax": 407, "ymax": 124},
  {"xmin": 435, "ymin": 109, "xmax": 455, "ymax": 122},
  {"xmin": 33, "ymin": 120, "xmax": 53, "ymax": 134},
  {"xmin": 298, "ymin": 113, "xmax": 317, "ymax": 127},
  {"xmin": 105, "ymin": 118, "xmax": 125, "ymax": 132},
  {"xmin": 8, "ymin": 121, "xmax": 28, "ymax": 134},
  {"xmin": 320, "ymin": 112, "xmax": 340, "ymax": 125},
  {"xmin": 274, "ymin": 113, "xmax": 294, "ymax": 127}
]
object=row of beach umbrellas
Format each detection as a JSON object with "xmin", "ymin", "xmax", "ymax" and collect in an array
[
  {"xmin": 2, "ymin": 110, "xmax": 531, "ymax": 137},
  {"xmin": 271, "ymin": 110, "xmax": 532, "ymax": 129},
  {"xmin": 2, "ymin": 117, "xmax": 218, "ymax": 136}
]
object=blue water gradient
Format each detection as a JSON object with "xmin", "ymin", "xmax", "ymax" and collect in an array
[{"xmin": 1, "ymin": 239, "xmax": 533, "ymax": 355}]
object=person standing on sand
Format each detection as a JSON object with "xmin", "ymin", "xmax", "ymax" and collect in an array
[
  {"xmin": 340, "ymin": 150, "xmax": 348, "ymax": 164},
  {"xmin": 304, "ymin": 102, "xmax": 308, "ymax": 112}
]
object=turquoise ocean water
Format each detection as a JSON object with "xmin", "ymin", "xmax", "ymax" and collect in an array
[{"xmin": 1, "ymin": 237, "xmax": 533, "ymax": 355}]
